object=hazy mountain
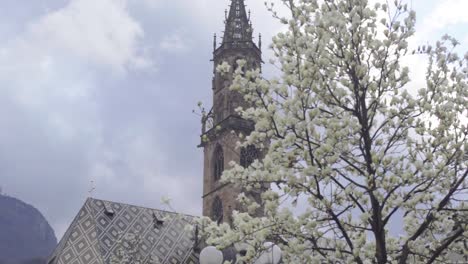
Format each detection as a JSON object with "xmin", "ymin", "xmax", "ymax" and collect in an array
[{"xmin": 0, "ymin": 194, "xmax": 57, "ymax": 264}]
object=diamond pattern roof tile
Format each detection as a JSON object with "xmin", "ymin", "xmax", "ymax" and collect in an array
[{"xmin": 48, "ymin": 198, "xmax": 199, "ymax": 264}]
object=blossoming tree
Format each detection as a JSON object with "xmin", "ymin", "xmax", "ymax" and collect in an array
[{"xmin": 201, "ymin": 0, "xmax": 468, "ymax": 263}]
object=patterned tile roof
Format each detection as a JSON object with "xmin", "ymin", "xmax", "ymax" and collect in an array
[{"xmin": 48, "ymin": 198, "xmax": 199, "ymax": 264}]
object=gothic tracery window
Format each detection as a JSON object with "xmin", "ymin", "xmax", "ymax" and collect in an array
[
  {"xmin": 240, "ymin": 145, "xmax": 259, "ymax": 168},
  {"xmin": 213, "ymin": 144, "xmax": 224, "ymax": 180},
  {"xmin": 212, "ymin": 196, "xmax": 223, "ymax": 223}
]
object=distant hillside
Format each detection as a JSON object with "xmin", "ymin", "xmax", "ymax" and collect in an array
[{"xmin": 0, "ymin": 194, "xmax": 57, "ymax": 264}]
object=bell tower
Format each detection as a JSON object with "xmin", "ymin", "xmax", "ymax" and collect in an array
[{"xmin": 200, "ymin": 0, "xmax": 262, "ymax": 223}]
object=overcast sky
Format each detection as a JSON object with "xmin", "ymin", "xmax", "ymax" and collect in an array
[{"xmin": 0, "ymin": 0, "xmax": 466, "ymax": 240}]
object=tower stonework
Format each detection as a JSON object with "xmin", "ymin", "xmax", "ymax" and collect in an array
[{"xmin": 200, "ymin": 0, "xmax": 262, "ymax": 224}]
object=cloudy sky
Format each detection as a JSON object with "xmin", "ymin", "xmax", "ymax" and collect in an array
[{"xmin": 0, "ymin": 0, "xmax": 467, "ymax": 240}]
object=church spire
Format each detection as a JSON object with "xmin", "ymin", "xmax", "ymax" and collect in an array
[
  {"xmin": 222, "ymin": 0, "xmax": 253, "ymax": 43},
  {"xmin": 201, "ymin": 0, "xmax": 263, "ymax": 223}
]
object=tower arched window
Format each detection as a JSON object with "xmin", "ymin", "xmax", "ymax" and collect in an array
[
  {"xmin": 212, "ymin": 196, "xmax": 223, "ymax": 223},
  {"xmin": 240, "ymin": 145, "xmax": 258, "ymax": 168},
  {"xmin": 213, "ymin": 144, "xmax": 224, "ymax": 180}
]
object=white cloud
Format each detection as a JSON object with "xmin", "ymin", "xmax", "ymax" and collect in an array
[
  {"xmin": 416, "ymin": 0, "xmax": 468, "ymax": 42},
  {"xmin": 0, "ymin": 0, "xmax": 156, "ymax": 135},
  {"xmin": 139, "ymin": 0, "xmax": 161, "ymax": 9},
  {"xmin": 159, "ymin": 31, "xmax": 189, "ymax": 53},
  {"xmin": 27, "ymin": 0, "xmax": 153, "ymax": 72},
  {"xmin": 423, "ymin": 0, "xmax": 468, "ymax": 30},
  {"xmin": 0, "ymin": 0, "xmax": 159, "ymax": 238}
]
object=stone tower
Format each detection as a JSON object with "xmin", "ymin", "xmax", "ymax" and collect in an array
[{"xmin": 200, "ymin": 0, "xmax": 262, "ymax": 224}]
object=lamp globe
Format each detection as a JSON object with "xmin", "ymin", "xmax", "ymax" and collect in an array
[{"xmin": 200, "ymin": 246, "xmax": 223, "ymax": 264}]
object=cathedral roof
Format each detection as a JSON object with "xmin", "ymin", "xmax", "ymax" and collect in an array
[{"xmin": 48, "ymin": 198, "xmax": 199, "ymax": 264}]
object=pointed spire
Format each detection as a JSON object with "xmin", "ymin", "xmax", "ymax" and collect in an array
[
  {"xmin": 213, "ymin": 33, "xmax": 217, "ymax": 51},
  {"xmin": 222, "ymin": 0, "xmax": 253, "ymax": 44},
  {"xmin": 258, "ymin": 33, "xmax": 262, "ymax": 50}
]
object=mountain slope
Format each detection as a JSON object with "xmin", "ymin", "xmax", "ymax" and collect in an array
[{"xmin": 0, "ymin": 194, "xmax": 57, "ymax": 263}]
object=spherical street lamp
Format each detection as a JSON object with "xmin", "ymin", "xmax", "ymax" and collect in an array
[
  {"xmin": 200, "ymin": 243, "xmax": 282, "ymax": 264},
  {"xmin": 200, "ymin": 246, "xmax": 224, "ymax": 264}
]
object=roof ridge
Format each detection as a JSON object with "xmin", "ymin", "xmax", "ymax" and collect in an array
[
  {"xmin": 87, "ymin": 197, "xmax": 199, "ymax": 218},
  {"xmin": 47, "ymin": 198, "xmax": 105, "ymax": 264}
]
